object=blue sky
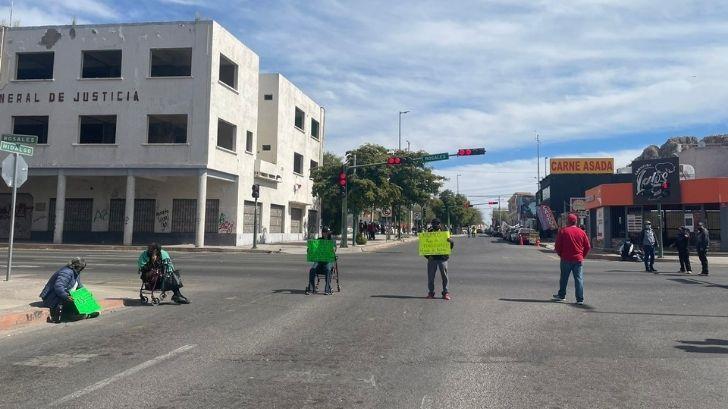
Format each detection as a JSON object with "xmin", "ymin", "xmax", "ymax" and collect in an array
[{"xmin": 4, "ymin": 0, "xmax": 728, "ymax": 211}]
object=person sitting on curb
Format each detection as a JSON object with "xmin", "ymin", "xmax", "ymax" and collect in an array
[
  {"xmin": 306, "ymin": 226, "xmax": 336, "ymax": 295},
  {"xmin": 425, "ymin": 218, "xmax": 454, "ymax": 300},
  {"xmin": 40, "ymin": 257, "xmax": 99, "ymax": 323},
  {"xmin": 138, "ymin": 243, "xmax": 189, "ymax": 304}
]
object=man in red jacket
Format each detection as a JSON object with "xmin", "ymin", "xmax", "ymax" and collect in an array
[{"xmin": 552, "ymin": 213, "xmax": 591, "ymax": 305}]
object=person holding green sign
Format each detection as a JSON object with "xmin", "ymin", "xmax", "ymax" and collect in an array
[
  {"xmin": 424, "ymin": 218, "xmax": 454, "ymax": 300},
  {"xmin": 40, "ymin": 257, "xmax": 100, "ymax": 323},
  {"xmin": 305, "ymin": 227, "xmax": 336, "ymax": 295}
]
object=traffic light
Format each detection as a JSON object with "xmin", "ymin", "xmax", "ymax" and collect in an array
[
  {"xmin": 456, "ymin": 148, "xmax": 486, "ymax": 156},
  {"xmin": 387, "ymin": 157, "xmax": 411, "ymax": 165},
  {"xmin": 487, "ymin": 201, "xmax": 498, "ymax": 205},
  {"xmin": 660, "ymin": 181, "xmax": 671, "ymax": 198},
  {"xmin": 338, "ymin": 168, "xmax": 347, "ymax": 195},
  {"xmin": 252, "ymin": 184, "xmax": 260, "ymax": 199}
]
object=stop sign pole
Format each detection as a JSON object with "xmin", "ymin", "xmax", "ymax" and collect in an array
[{"xmin": 6, "ymin": 152, "xmax": 19, "ymax": 281}]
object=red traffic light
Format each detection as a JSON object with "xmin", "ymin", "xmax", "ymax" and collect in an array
[
  {"xmin": 338, "ymin": 170, "xmax": 347, "ymax": 186},
  {"xmin": 387, "ymin": 157, "xmax": 402, "ymax": 165},
  {"xmin": 487, "ymin": 201, "xmax": 498, "ymax": 205},
  {"xmin": 457, "ymin": 148, "xmax": 486, "ymax": 156}
]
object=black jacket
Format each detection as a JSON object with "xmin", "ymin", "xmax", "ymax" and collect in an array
[
  {"xmin": 675, "ymin": 232, "xmax": 690, "ymax": 252},
  {"xmin": 695, "ymin": 227, "xmax": 710, "ymax": 251}
]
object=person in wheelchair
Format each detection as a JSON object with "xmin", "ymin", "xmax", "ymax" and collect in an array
[
  {"xmin": 138, "ymin": 243, "xmax": 189, "ymax": 304},
  {"xmin": 305, "ymin": 227, "xmax": 336, "ymax": 295}
]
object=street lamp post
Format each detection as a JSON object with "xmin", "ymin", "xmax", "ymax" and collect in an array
[
  {"xmin": 456, "ymin": 174, "xmax": 461, "ymax": 195},
  {"xmin": 398, "ymin": 110, "xmax": 409, "ymax": 151}
]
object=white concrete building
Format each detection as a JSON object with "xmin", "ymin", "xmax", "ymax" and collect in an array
[{"xmin": 0, "ymin": 21, "xmax": 324, "ymax": 246}]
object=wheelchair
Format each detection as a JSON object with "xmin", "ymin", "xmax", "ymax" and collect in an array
[{"xmin": 307, "ymin": 259, "xmax": 341, "ymax": 294}]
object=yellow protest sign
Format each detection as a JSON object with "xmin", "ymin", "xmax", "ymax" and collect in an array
[{"xmin": 418, "ymin": 231, "xmax": 452, "ymax": 256}]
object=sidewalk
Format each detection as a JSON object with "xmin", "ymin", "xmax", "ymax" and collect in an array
[
  {"xmin": 0, "ymin": 276, "xmax": 132, "ymax": 332},
  {"xmin": 539, "ymin": 242, "xmax": 728, "ymax": 266},
  {"xmin": 254, "ymin": 235, "xmax": 418, "ymax": 255}
]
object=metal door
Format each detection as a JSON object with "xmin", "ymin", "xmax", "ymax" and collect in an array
[{"xmin": 270, "ymin": 204, "xmax": 284, "ymax": 233}]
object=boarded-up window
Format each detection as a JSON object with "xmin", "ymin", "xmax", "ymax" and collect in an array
[
  {"xmin": 290, "ymin": 207, "xmax": 303, "ymax": 233},
  {"xmin": 270, "ymin": 204, "xmax": 284, "ymax": 234},
  {"xmin": 243, "ymin": 200, "xmax": 262, "ymax": 233},
  {"xmin": 109, "ymin": 199, "xmax": 156, "ymax": 233},
  {"xmin": 307, "ymin": 210, "xmax": 319, "ymax": 235},
  {"xmin": 172, "ymin": 199, "xmax": 219, "ymax": 233},
  {"xmin": 172, "ymin": 199, "xmax": 196, "ymax": 233},
  {"xmin": 205, "ymin": 199, "xmax": 220, "ymax": 234},
  {"xmin": 48, "ymin": 198, "xmax": 93, "ymax": 232}
]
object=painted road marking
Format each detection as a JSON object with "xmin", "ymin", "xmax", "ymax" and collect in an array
[{"xmin": 50, "ymin": 344, "xmax": 196, "ymax": 406}]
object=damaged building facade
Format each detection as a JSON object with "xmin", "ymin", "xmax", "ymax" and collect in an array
[{"xmin": 0, "ymin": 21, "xmax": 324, "ymax": 246}]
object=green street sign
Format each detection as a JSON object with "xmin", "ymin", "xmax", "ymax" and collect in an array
[
  {"xmin": 422, "ymin": 153, "xmax": 449, "ymax": 162},
  {"xmin": 2, "ymin": 134, "xmax": 38, "ymax": 145},
  {"xmin": 0, "ymin": 141, "xmax": 34, "ymax": 156}
]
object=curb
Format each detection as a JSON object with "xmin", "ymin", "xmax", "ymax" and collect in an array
[
  {"xmin": 0, "ymin": 244, "xmax": 277, "ymax": 254},
  {"xmin": 0, "ymin": 298, "xmax": 127, "ymax": 332}
]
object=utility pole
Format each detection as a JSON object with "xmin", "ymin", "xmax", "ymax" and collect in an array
[
  {"xmin": 536, "ymin": 133, "xmax": 541, "ymax": 202},
  {"xmin": 351, "ymin": 153, "xmax": 357, "ymax": 247},
  {"xmin": 398, "ymin": 110, "xmax": 409, "ymax": 151}
]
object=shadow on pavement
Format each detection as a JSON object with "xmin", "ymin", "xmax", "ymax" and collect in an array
[
  {"xmin": 271, "ymin": 289, "xmax": 308, "ymax": 295},
  {"xmin": 106, "ymin": 297, "xmax": 179, "ymax": 307},
  {"xmin": 586, "ymin": 310, "xmax": 728, "ymax": 319},
  {"xmin": 370, "ymin": 295, "xmax": 430, "ymax": 300},
  {"xmin": 29, "ymin": 301, "xmax": 44, "ymax": 308},
  {"xmin": 569, "ymin": 303, "xmax": 596, "ymax": 310},
  {"xmin": 498, "ymin": 298, "xmax": 557, "ymax": 304},
  {"xmin": 675, "ymin": 339, "xmax": 728, "ymax": 354},
  {"xmin": 668, "ymin": 278, "xmax": 728, "ymax": 290}
]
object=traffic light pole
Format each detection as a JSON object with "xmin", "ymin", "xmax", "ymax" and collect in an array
[
  {"xmin": 252, "ymin": 197, "xmax": 258, "ymax": 249},
  {"xmin": 657, "ymin": 203, "xmax": 663, "ymax": 258},
  {"xmin": 340, "ymin": 163, "xmax": 349, "ymax": 248}
]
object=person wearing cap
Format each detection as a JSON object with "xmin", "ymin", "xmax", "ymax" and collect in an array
[
  {"xmin": 306, "ymin": 226, "xmax": 336, "ymax": 295},
  {"xmin": 552, "ymin": 213, "xmax": 591, "ymax": 305},
  {"xmin": 425, "ymin": 218, "xmax": 454, "ymax": 300},
  {"xmin": 40, "ymin": 257, "xmax": 99, "ymax": 323},
  {"xmin": 638, "ymin": 220, "xmax": 657, "ymax": 272},
  {"xmin": 695, "ymin": 222, "xmax": 710, "ymax": 275}
]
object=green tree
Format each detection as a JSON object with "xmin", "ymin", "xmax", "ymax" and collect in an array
[{"xmin": 311, "ymin": 152, "xmax": 344, "ymax": 232}]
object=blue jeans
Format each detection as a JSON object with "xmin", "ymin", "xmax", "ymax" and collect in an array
[
  {"xmin": 558, "ymin": 261, "xmax": 584, "ymax": 302},
  {"xmin": 308, "ymin": 262, "xmax": 332, "ymax": 293},
  {"xmin": 643, "ymin": 245, "xmax": 655, "ymax": 270}
]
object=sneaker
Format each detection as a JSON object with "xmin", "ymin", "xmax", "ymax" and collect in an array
[
  {"xmin": 172, "ymin": 295, "xmax": 190, "ymax": 304},
  {"xmin": 686, "ymin": 271, "xmax": 693, "ymax": 275},
  {"xmin": 551, "ymin": 294, "xmax": 565, "ymax": 302},
  {"xmin": 576, "ymin": 301, "xmax": 584, "ymax": 305},
  {"xmin": 425, "ymin": 293, "xmax": 435, "ymax": 299},
  {"xmin": 304, "ymin": 289, "xmax": 311, "ymax": 295},
  {"xmin": 443, "ymin": 293, "xmax": 451, "ymax": 301},
  {"xmin": 86, "ymin": 312, "xmax": 100, "ymax": 319},
  {"xmin": 651, "ymin": 268, "xmax": 658, "ymax": 272},
  {"xmin": 700, "ymin": 272, "xmax": 709, "ymax": 276},
  {"xmin": 324, "ymin": 290, "xmax": 333, "ymax": 296}
]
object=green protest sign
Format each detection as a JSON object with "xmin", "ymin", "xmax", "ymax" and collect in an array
[
  {"xmin": 418, "ymin": 231, "xmax": 452, "ymax": 256},
  {"xmin": 307, "ymin": 239, "xmax": 336, "ymax": 262},
  {"xmin": 70, "ymin": 287, "xmax": 102, "ymax": 314}
]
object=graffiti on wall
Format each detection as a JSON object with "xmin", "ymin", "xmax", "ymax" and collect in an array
[
  {"xmin": 156, "ymin": 209, "xmax": 169, "ymax": 232},
  {"xmin": 218, "ymin": 213, "xmax": 235, "ymax": 234},
  {"xmin": 93, "ymin": 209, "xmax": 109, "ymax": 223},
  {"xmin": 0, "ymin": 194, "xmax": 33, "ymax": 239}
]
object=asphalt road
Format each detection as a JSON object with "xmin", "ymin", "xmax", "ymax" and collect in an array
[{"xmin": 1, "ymin": 238, "xmax": 727, "ymax": 408}]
